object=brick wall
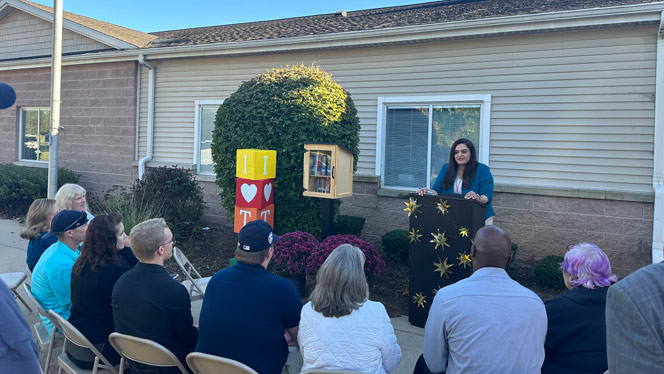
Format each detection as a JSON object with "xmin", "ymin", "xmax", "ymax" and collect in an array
[
  {"xmin": 340, "ymin": 180, "xmax": 653, "ymax": 277},
  {"xmin": 0, "ymin": 62, "xmax": 138, "ymax": 193}
]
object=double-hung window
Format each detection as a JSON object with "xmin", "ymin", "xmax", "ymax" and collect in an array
[
  {"xmin": 194, "ymin": 100, "xmax": 223, "ymax": 175},
  {"xmin": 377, "ymin": 95, "xmax": 491, "ymax": 190},
  {"xmin": 19, "ymin": 108, "xmax": 50, "ymax": 162}
]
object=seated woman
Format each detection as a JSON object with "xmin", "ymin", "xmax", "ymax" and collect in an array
[
  {"xmin": 67, "ymin": 213, "xmax": 138, "ymax": 369},
  {"xmin": 417, "ymin": 138, "xmax": 495, "ymax": 225},
  {"xmin": 55, "ymin": 183, "xmax": 94, "ymax": 219},
  {"xmin": 21, "ymin": 198, "xmax": 59, "ymax": 271},
  {"xmin": 542, "ymin": 242, "xmax": 618, "ymax": 374},
  {"xmin": 298, "ymin": 244, "xmax": 401, "ymax": 374}
]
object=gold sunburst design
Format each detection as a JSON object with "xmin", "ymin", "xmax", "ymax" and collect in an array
[
  {"xmin": 430, "ymin": 229, "xmax": 450, "ymax": 250},
  {"xmin": 433, "ymin": 285, "xmax": 443, "ymax": 295},
  {"xmin": 459, "ymin": 227, "xmax": 469, "ymax": 237},
  {"xmin": 409, "ymin": 228, "xmax": 422, "ymax": 244},
  {"xmin": 457, "ymin": 252, "xmax": 472, "ymax": 269},
  {"xmin": 412, "ymin": 292, "xmax": 427, "ymax": 308},
  {"xmin": 404, "ymin": 197, "xmax": 422, "ymax": 218},
  {"xmin": 436, "ymin": 199, "xmax": 451, "ymax": 215},
  {"xmin": 434, "ymin": 257, "xmax": 454, "ymax": 279}
]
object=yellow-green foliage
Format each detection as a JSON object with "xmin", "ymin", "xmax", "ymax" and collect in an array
[{"xmin": 211, "ymin": 64, "xmax": 360, "ymax": 236}]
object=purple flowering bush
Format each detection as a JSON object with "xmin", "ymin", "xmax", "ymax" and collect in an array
[
  {"xmin": 305, "ymin": 234, "xmax": 385, "ymax": 282},
  {"xmin": 271, "ymin": 231, "xmax": 319, "ymax": 278}
]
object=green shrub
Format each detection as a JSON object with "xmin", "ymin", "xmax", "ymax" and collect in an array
[
  {"xmin": 91, "ymin": 186, "xmax": 165, "ymax": 234},
  {"xmin": 507, "ymin": 243, "xmax": 518, "ymax": 270},
  {"xmin": 382, "ymin": 229, "xmax": 409, "ymax": 263},
  {"xmin": 534, "ymin": 255, "xmax": 566, "ymax": 290},
  {"xmin": 332, "ymin": 215, "xmax": 365, "ymax": 236},
  {"xmin": 0, "ymin": 164, "xmax": 79, "ymax": 217},
  {"xmin": 134, "ymin": 166, "xmax": 205, "ymax": 239},
  {"xmin": 211, "ymin": 64, "xmax": 360, "ymax": 236}
]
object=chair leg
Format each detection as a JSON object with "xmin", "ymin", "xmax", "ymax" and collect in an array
[
  {"xmin": 119, "ymin": 357, "xmax": 125, "ymax": 374},
  {"xmin": 44, "ymin": 330, "xmax": 54, "ymax": 373},
  {"xmin": 14, "ymin": 291, "xmax": 32, "ymax": 312}
]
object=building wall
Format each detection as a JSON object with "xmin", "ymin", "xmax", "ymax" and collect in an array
[
  {"xmin": 0, "ymin": 10, "xmax": 111, "ymax": 61},
  {"xmin": 342, "ymin": 180, "xmax": 653, "ymax": 277},
  {"xmin": 0, "ymin": 61, "xmax": 138, "ymax": 193},
  {"xmin": 137, "ymin": 25, "xmax": 656, "ymax": 193}
]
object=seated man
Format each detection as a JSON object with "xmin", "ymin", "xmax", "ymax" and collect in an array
[
  {"xmin": 606, "ymin": 261, "xmax": 664, "ymax": 373},
  {"xmin": 196, "ymin": 220, "xmax": 302, "ymax": 374},
  {"xmin": 31, "ymin": 210, "xmax": 89, "ymax": 334},
  {"xmin": 419, "ymin": 225, "xmax": 547, "ymax": 374},
  {"xmin": 112, "ymin": 218, "xmax": 198, "ymax": 373}
]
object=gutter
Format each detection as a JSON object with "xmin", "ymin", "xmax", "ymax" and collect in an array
[
  {"xmin": 652, "ymin": 12, "xmax": 664, "ymax": 263},
  {"xmin": 1, "ymin": 2, "xmax": 664, "ymax": 70},
  {"xmin": 137, "ymin": 54, "xmax": 155, "ymax": 179}
]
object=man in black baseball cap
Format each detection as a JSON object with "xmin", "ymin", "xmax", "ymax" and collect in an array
[
  {"xmin": 31, "ymin": 210, "xmax": 89, "ymax": 334},
  {"xmin": 196, "ymin": 220, "xmax": 302, "ymax": 374}
]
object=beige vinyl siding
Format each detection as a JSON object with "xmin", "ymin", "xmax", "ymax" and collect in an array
[
  {"xmin": 138, "ymin": 25, "xmax": 656, "ymax": 193},
  {"xmin": 0, "ymin": 10, "xmax": 110, "ymax": 60}
]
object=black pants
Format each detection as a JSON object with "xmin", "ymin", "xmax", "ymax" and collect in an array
[{"xmin": 413, "ymin": 354, "xmax": 444, "ymax": 374}]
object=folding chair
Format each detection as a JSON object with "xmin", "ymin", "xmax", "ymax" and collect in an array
[
  {"xmin": 1, "ymin": 271, "xmax": 32, "ymax": 311},
  {"xmin": 23, "ymin": 282, "xmax": 61, "ymax": 373},
  {"xmin": 173, "ymin": 247, "xmax": 210, "ymax": 301},
  {"xmin": 108, "ymin": 332, "xmax": 188, "ymax": 374},
  {"xmin": 186, "ymin": 352, "xmax": 258, "ymax": 374},
  {"xmin": 48, "ymin": 310, "xmax": 117, "ymax": 374}
]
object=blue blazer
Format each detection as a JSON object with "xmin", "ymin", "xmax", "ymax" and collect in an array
[{"xmin": 431, "ymin": 162, "xmax": 495, "ymax": 219}]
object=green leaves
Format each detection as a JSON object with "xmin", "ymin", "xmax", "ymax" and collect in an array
[{"xmin": 211, "ymin": 64, "xmax": 361, "ymax": 236}]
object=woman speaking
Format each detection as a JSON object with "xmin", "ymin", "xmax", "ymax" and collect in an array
[{"xmin": 417, "ymin": 138, "xmax": 495, "ymax": 225}]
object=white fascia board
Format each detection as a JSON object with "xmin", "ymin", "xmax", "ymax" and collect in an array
[
  {"xmin": 1, "ymin": 1, "xmax": 664, "ymax": 70},
  {"xmin": 2, "ymin": 0, "xmax": 136, "ymax": 50}
]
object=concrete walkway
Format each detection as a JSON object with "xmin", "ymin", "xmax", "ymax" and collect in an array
[{"xmin": 1, "ymin": 218, "xmax": 423, "ymax": 373}]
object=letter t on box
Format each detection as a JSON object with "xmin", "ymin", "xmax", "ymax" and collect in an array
[{"xmin": 236, "ymin": 149, "xmax": 276, "ymax": 180}]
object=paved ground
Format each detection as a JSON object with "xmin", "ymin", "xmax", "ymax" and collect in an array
[{"xmin": 0, "ymin": 218, "xmax": 423, "ymax": 373}]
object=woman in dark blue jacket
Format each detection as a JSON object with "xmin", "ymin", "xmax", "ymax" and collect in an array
[
  {"xmin": 417, "ymin": 138, "xmax": 495, "ymax": 224},
  {"xmin": 21, "ymin": 198, "xmax": 59, "ymax": 271}
]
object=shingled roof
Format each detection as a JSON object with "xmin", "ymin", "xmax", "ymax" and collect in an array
[
  {"xmin": 20, "ymin": 0, "xmax": 156, "ymax": 48},
  {"xmin": 149, "ymin": 0, "xmax": 659, "ymax": 48}
]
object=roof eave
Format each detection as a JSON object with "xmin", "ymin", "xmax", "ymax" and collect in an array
[{"xmin": 1, "ymin": 1, "xmax": 664, "ymax": 69}]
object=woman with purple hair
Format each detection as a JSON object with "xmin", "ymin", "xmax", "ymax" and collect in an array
[{"xmin": 542, "ymin": 243, "xmax": 617, "ymax": 374}]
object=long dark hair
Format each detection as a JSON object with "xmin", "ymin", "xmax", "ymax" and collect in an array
[
  {"xmin": 442, "ymin": 138, "xmax": 478, "ymax": 190},
  {"xmin": 72, "ymin": 213, "xmax": 122, "ymax": 276}
]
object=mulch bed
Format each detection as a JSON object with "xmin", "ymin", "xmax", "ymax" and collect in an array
[{"xmin": 169, "ymin": 222, "xmax": 563, "ymax": 317}]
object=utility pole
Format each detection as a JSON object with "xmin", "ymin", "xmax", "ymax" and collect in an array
[{"xmin": 47, "ymin": 0, "xmax": 63, "ymax": 198}]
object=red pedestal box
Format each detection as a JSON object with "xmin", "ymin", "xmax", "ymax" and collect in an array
[
  {"xmin": 233, "ymin": 204, "xmax": 274, "ymax": 233},
  {"xmin": 235, "ymin": 178, "xmax": 274, "ymax": 209}
]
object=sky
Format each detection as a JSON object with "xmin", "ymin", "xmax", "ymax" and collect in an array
[{"xmin": 29, "ymin": 0, "xmax": 422, "ymax": 33}]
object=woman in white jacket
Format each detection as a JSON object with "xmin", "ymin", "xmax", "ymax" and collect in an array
[{"xmin": 298, "ymin": 244, "xmax": 402, "ymax": 374}]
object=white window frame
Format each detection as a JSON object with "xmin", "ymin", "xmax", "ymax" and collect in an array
[
  {"xmin": 193, "ymin": 99, "xmax": 223, "ymax": 175},
  {"xmin": 18, "ymin": 107, "xmax": 50, "ymax": 164},
  {"xmin": 375, "ymin": 95, "xmax": 491, "ymax": 190}
]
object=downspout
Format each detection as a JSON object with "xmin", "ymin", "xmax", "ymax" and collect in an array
[
  {"xmin": 652, "ymin": 12, "xmax": 664, "ymax": 263},
  {"xmin": 134, "ymin": 60, "xmax": 141, "ymax": 161},
  {"xmin": 137, "ymin": 54, "xmax": 155, "ymax": 179}
]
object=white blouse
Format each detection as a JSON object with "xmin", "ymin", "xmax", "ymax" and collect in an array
[{"xmin": 298, "ymin": 300, "xmax": 402, "ymax": 374}]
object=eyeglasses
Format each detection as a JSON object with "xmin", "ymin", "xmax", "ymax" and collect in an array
[
  {"xmin": 160, "ymin": 238, "xmax": 176, "ymax": 247},
  {"xmin": 62, "ymin": 211, "xmax": 88, "ymax": 232}
]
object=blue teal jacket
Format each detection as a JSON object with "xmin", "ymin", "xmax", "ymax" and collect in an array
[{"xmin": 431, "ymin": 162, "xmax": 495, "ymax": 219}]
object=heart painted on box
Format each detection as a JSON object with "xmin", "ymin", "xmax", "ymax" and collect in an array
[
  {"xmin": 241, "ymin": 183, "xmax": 257, "ymax": 202},
  {"xmin": 264, "ymin": 183, "xmax": 272, "ymax": 202}
]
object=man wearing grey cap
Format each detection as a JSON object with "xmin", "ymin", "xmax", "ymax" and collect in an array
[
  {"xmin": 32, "ymin": 209, "xmax": 89, "ymax": 334},
  {"xmin": 196, "ymin": 220, "xmax": 302, "ymax": 374}
]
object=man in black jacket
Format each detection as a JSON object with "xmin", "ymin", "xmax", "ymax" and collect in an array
[{"xmin": 112, "ymin": 218, "xmax": 198, "ymax": 373}]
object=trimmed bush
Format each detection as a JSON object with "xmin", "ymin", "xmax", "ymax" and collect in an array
[
  {"xmin": 271, "ymin": 231, "xmax": 319, "ymax": 278},
  {"xmin": 134, "ymin": 166, "xmax": 205, "ymax": 239},
  {"xmin": 0, "ymin": 164, "xmax": 79, "ymax": 217},
  {"xmin": 306, "ymin": 234, "xmax": 385, "ymax": 282},
  {"xmin": 332, "ymin": 215, "xmax": 365, "ymax": 236},
  {"xmin": 382, "ymin": 229, "xmax": 409, "ymax": 263},
  {"xmin": 534, "ymin": 255, "xmax": 566, "ymax": 291},
  {"xmin": 211, "ymin": 64, "xmax": 360, "ymax": 236}
]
